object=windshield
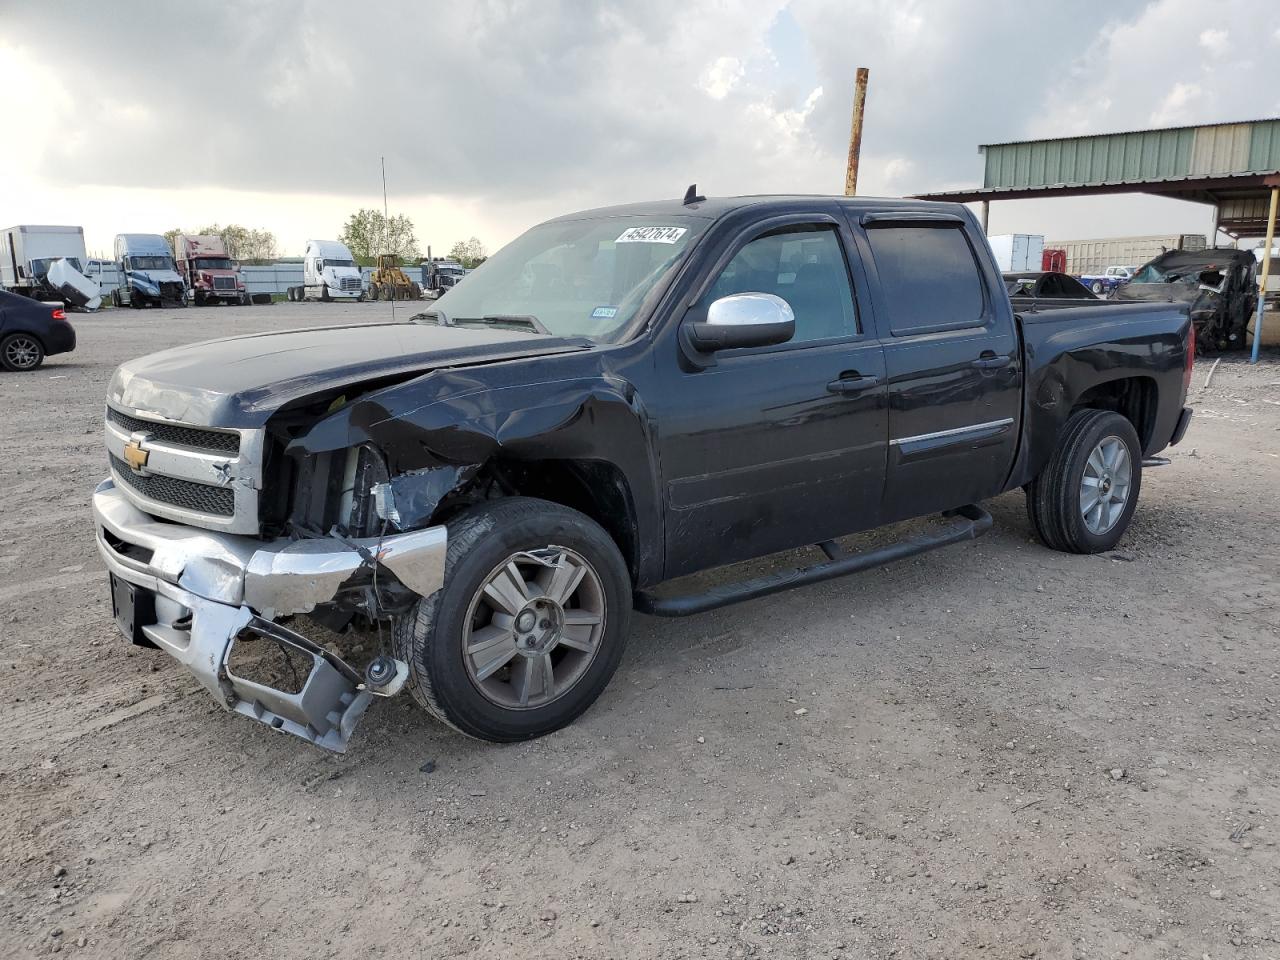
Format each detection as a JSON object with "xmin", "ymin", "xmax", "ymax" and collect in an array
[
  {"xmin": 324, "ymin": 258, "xmax": 356, "ymax": 268},
  {"xmin": 30, "ymin": 257, "xmax": 84, "ymax": 277},
  {"xmin": 129, "ymin": 255, "xmax": 174, "ymax": 271},
  {"xmin": 194, "ymin": 257, "xmax": 234, "ymax": 271},
  {"xmin": 428, "ymin": 215, "xmax": 709, "ymax": 340}
]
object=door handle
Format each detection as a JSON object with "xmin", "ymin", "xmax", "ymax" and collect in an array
[
  {"xmin": 826, "ymin": 374, "xmax": 880, "ymax": 395},
  {"xmin": 971, "ymin": 352, "xmax": 1012, "ymax": 370}
]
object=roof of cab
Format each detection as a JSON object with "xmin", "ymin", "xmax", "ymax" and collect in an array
[{"xmin": 545, "ymin": 194, "xmax": 970, "ymax": 223}]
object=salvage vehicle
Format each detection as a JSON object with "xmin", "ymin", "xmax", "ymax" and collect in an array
[
  {"xmin": 1079, "ymin": 265, "xmax": 1137, "ymax": 295},
  {"xmin": 174, "ymin": 234, "xmax": 248, "ymax": 306},
  {"xmin": 92, "ymin": 193, "xmax": 1194, "ymax": 752},
  {"xmin": 0, "ymin": 288, "xmax": 76, "ymax": 371},
  {"xmin": 422, "ymin": 257, "xmax": 468, "ymax": 297},
  {"xmin": 112, "ymin": 234, "xmax": 187, "ymax": 308},
  {"xmin": 1005, "ymin": 271, "xmax": 1096, "ymax": 301},
  {"xmin": 1, "ymin": 225, "xmax": 102, "ymax": 309},
  {"xmin": 287, "ymin": 240, "xmax": 365, "ymax": 302},
  {"xmin": 1113, "ymin": 248, "xmax": 1256, "ymax": 351}
]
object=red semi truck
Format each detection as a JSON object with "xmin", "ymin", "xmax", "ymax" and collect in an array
[{"xmin": 174, "ymin": 234, "xmax": 247, "ymax": 306}]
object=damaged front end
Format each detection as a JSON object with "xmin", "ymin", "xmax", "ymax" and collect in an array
[{"xmin": 93, "ymin": 477, "xmax": 442, "ymax": 751}]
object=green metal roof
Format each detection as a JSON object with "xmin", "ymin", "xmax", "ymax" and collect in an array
[{"xmin": 980, "ymin": 119, "xmax": 1280, "ymax": 190}]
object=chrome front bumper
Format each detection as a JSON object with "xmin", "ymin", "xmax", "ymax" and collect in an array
[{"xmin": 92, "ymin": 478, "xmax": 446, "ymax": 751}]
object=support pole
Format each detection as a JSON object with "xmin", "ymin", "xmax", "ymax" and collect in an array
[
  {"xmin": 1250, "ymin": 185, "xmax": 1278, "ymax": 364},
  {"xmin": 844, "ymin": 68, "xmax": 869, "ymax": 197},
  {"xmin": 980, "ymin": 200, "xmax": 990, "ymax": 235}
]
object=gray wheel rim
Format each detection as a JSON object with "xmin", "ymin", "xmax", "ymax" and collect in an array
[
  {"xmin": 1080, "ymin": 436, "xmax": 1131, "ymax": 535},
  {"xmin": 462, "ymin": 547, "xmax": 606, "ymax": 710},
  {"xmin": 4, "ymin": 336, "xmax": 40, "ymax": 370}
]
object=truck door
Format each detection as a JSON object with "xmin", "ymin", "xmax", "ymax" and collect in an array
[
  {"xmin": 658, "ymin": 216, "xmax": 888, "ymax": 578},
  {"xmin": 850, "ymin": 212, "xmax": 1021, "ymax": 522}
]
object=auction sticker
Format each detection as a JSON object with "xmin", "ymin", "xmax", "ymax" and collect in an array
[
  {"xmin": 616, "ymin": 226, "xmax": 687, "ymax": 244},
  {"xmin": 591, "ymin": 306, "xmax": 619, "ymax": 319}
]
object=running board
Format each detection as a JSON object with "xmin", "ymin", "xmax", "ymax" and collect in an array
[{"xmin": 633, "ymin": 504, "xmax": 993, "ymax": 618}]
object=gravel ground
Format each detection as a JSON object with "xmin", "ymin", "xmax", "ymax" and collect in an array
[{"xmin": 2, "ymin": 303, "xmax": 1278, "ymax": 959}]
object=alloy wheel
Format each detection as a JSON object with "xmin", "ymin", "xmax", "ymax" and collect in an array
[
  {"xmin": 461, "ymin": 547, "xmax": 606, "ymax": 709},
  {"xmin": 1080, "ymin": 436, "xmax": 1131, "ymax": 535}
]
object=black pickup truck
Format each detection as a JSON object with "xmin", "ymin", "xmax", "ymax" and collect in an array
[{"xmin": 93, "ymin": 194, "xmax": 1194, "ymax": 751}]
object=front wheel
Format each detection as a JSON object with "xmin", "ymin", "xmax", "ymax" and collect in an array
[
  {"xmin": 1026, "ymin": 409, "xmax": 1142, "ymax": 553},
  {"xmin": 393, "ymin": 497, "xmax": 631, "ymax": 742},
  {"xmin": 1091, "ymin": 281, "xmax": 1105, "ymax": 295}
]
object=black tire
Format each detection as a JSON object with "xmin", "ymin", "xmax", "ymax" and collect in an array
[
  {"xmin": 194, "ymin": 290, "xmax": 206, "ymax": 307},
  {"xmin": 367, "ymin": 282, "xmax": 380, "ymax": 302},
  {"xmin": 111, "ymin": 288, "xmax": 121, "ymax": 308},
  {"xmin": 1, "ymin": 333, "xmax": 45, "ymax": 372},
  {"xmin": 393, "ymin": 497, "xmax": 632, "ymax": 742},
  {"xmin": 1091, "ymin": 281, "xmax": 1105, "ymax": 295},
  {"xmin": 1026, "ymin": 409, "xmax": 1142, "ymax": 554},
  {"xmin": 321, "ymin": 284, "xmax": 331, "ymax": 302}
]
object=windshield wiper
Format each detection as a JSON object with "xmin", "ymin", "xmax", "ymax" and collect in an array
[{"xmin": 454, "ymin": 314, "xmax": 551, "ymax": 335}]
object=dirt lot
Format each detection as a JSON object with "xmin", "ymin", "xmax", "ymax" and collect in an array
[{"xmin": 2, "ymin": 302, "xmax": 1278, "ymax": 959}]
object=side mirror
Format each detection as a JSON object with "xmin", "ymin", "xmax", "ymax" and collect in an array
[{"xmin": 685, "ymin": 292, "xmax": 795, "ymax": 352}]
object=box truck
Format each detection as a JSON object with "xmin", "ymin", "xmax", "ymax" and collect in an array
[
  {"xmin": 1, "ymin": 225, "xmax": 102, "ymax": 309},
  {"xmin": 287, "ymin": 240, "xmax": 364, "ymax": 301},
  {"xmin": 986, "ymin": 234, "xmax": 1045, "ymax": 273},
  {"xmin": 174, "ymin": 234, "xmax": 247, "ymax": 306},
  {"xmin": 113, "ymin": 234, "xmax": 187, "ymax": 308}
]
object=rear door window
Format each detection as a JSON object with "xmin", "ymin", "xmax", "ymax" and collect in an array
[{"xmin": 865, "ymin": 224, "xmax": 986, "ymax": 335}]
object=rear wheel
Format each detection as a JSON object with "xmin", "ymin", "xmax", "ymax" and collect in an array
[
  {"xmin": 1026, "ymin": 409, "xmax": 1142, "ymax": 553},
  {"xmin": 393, "ymin": 497, "xmax": 631, "ymax": 742},
  {"xmin": 1091, "ymin": 280, "xmax": 1105, "ymax": 295},
  {"xmin": 1, "ymin": 333, "xmax": 45, "ymax": 372}
]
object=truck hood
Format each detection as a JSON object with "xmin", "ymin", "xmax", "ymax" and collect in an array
[{"xmin": 109, "ymin": 321, "xmax": 592, "ymax": 428}]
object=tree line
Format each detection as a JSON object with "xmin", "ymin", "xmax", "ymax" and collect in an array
[{"xmin": 157, "ymin": 211, "xmax": 487, "ymax": 269}]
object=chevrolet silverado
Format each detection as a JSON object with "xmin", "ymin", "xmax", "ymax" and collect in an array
[{"xmin": 93, "ymin": 193, "xmax": 1194, "ymax": 751}]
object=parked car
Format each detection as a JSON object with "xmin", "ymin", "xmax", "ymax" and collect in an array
[
  {"xmin": 1079, "ymin": 265, "xmax": 1138, "ymax": 295},
  {"xmin": 92, "ymin": 193, "xmax": 1194, "ymax": 752},
  {"xmin": 0, "ymin": 288, "xmax": 76, "ymax": 371},
  {"xmin": 1114, "ymin": 248, "xmax": 1257, "ymax": 351},
  {"xmin": 1004, "ymin": 271, "xmax": 1097, "ymax": 301}
]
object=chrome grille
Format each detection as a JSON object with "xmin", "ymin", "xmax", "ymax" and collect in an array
[
  {"xmin": 110, "ymin": 453, "xmax": 235, "ymax": 517},
  {"xmin": 106, "ymin": 406, "xmax": 240, "ymax": 454},
  {"xmin": 212, "ymin": 276, "xmax": 236, "ymax": 290},
  {"xmin": 104, "ymin": 403, "xmax": 264, "ymax": 534}
]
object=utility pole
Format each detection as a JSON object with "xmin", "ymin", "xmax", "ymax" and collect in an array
[{"xmin": 844, "ymin": 68, "xmax": 869, "ymax": 197}]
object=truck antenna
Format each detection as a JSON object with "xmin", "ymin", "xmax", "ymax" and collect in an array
[{"xmin": 382, "ymin": 156, "xmax": 395, "ymax": 321}]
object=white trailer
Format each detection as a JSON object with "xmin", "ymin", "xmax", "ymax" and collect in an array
[
  {"xmin": 0, "ymin": 225, "xmax": 101, "ymax": 308},
  {"xmin": 287, "ymin": 240, "xmax": 364, "ymax": 302},
  {"xmin": 986, "ymin": 233, "xmax": 1044, "ymax": 273}
]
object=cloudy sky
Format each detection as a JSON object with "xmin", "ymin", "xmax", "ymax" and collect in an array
[{"xmin": 2, "ymin": 0, "xmax": 1278, "ymax": 258}]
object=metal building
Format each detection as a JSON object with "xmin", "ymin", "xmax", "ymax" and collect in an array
[{"xmin": 917, "ymin": 117, "xmax": 1280, "ymax": 358}]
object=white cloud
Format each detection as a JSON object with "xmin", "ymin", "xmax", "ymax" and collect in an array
[
  {"xmin": 1198, "ymin": 28, "xmax": 1228, "ymax": 57},
  {"xmin": 699, "ymin": 57, "xmax": 745, "ymax": 100},
  {"xmin": 1150, "ymin": 82, "xmax": 1202, "ymax": 126}
]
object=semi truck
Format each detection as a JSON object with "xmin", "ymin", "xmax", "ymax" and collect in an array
[
  {"xmin": 1, "ymin": 225, "xmax": 102, "ymax": 309},
  {"xmin": 986, "ymin": 234, "xmax": 1044, "ymax": 273},
  {"xmin": 286, "ymin": 240, "xmax": 364, "ymax": 302},
  {"xmin": 113, "ymin": 234, "xmax": 187, "ymax": 308},
  {"xmin": 174, "ymin": 234, "xmax": 247, "ymax": 306}
]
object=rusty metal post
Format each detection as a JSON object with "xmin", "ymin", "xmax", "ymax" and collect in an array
[
  {"xmin": 844, "ymin": 68, "xmax": 869, "ymax": 197},
  {"xmin": 980, "ymin": 200, "xmax": 990, "ymax": 234},
  {"xmin": 1250, "ymin": 184, "xmax": 1278, "ymax": 363}
]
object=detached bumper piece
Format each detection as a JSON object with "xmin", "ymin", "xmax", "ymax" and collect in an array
[{"xmin": 92, "ymin": 478, "xmax": 437, "ymax": 752}]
